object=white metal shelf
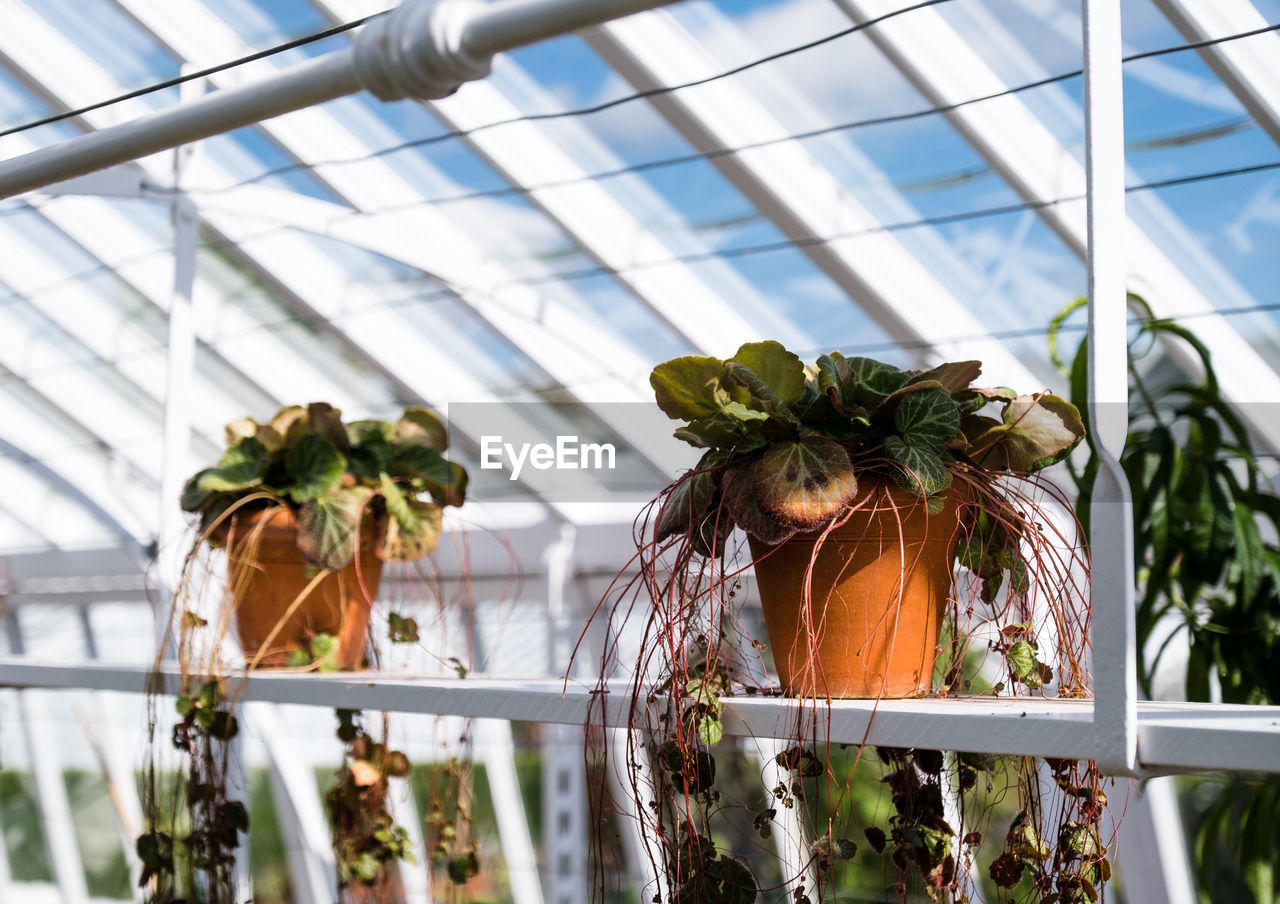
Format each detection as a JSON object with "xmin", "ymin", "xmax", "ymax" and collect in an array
[{"xmin": 3, "ymin": 659, "xmax": 1276, "ymax": 774}]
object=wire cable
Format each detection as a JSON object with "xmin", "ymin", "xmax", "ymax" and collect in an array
[
  {"xmin": 173, "ymin": 17, "xmax": 1280, "ymax": 199},
  {"xmin": 0, "ymin": 13, "xmax": 385, "ymax": 140},
  {"xmin": 9, "ymin": 152, "xmax": 1280, "ymax": 397},
  {"xmin": 164, "ymin": 0, "xmax": 955, "ymax": 194}
]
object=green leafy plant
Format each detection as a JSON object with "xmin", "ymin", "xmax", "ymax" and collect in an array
[
  {"xmin": 326, "ymin": 709, "xmax": 416, "ymax": 891},
  {"xmin": 1051, "ymin": 295, "xmax": 1280, "ymax": 904},
  {"xmin": 181, "ymin": 402, "xmax": 467, "ymax": 569},
  {"xmin": 138, "ymin": 679, "xmax": 246, "ymax": 902},
  {"xmin": 140, "ymin": 402, "xmax": 468, "ymax": 904},
  {"xmin": 650, "ymin": 342, "xmax": 1083, "ymax": 570},
  {"xmin": 583, "ymin": 342, "xmax": 1105, "ymax": 904}
]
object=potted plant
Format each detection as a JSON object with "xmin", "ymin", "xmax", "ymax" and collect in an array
[
  {"xmin": 647, "ymin": 341, "xmax": 1086, "ymax": 698},
  {"xmin": 138, "ymin": 402, "xmax": 467, "ymax": 904},
  {"xmin": 179, "ymin": 401, "xmax": 467, "ymax": 669},
  {"xmin": 583, "ymin": 341, "xmax": 1108, "ymax": 903}
]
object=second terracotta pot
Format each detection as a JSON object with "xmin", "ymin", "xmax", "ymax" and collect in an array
[
  {"xmin": 748, "ymin": 476, "xmax": 961, "ymax": 698},
  {"xmin": 225, "ymin": 507, "xmax": 384, "ymax": 670}
]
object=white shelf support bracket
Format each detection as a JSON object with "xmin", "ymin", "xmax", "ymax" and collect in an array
[{"xmin": 1082, "ymin": 0, "xmax": 1138, "ymax": 777}]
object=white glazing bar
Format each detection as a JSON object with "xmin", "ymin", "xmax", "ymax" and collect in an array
[
  {"xmin": 155, "ymin": 194, "xmax": 198, "ymax": 653},
  {"xmin": 1082, "ymin": 0, "xmax": 1138, "ymax": 777},
  {"xmin": 250, "ymin": 704, "xmax": 340, "ymax": 904},
  {"xmin": 4, "ymin": 617, "xmax": 90, "ymax": 903},
  {"xmin": 1151, "ymin": 0, "xmax": 1280, "ymax": 148},
  {"xmin": 1113, "ymin": 777, "xmax": 1195, "ymax": 904},
  {"xmin": 386, "ymin": 777, "xmax": 432, "ymax": 904},
  {"xmin": 476, "ymin": 718, "xmax": 545, "ymax": 904}
]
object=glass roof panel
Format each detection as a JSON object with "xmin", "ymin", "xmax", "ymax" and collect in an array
[
  {"xmin": 660, "ymin": 0, "xmax": 1081, "ymax": 384},
  {"xmin": 29, "ymin": 0, "xmax": 180, "ymax": 101}
]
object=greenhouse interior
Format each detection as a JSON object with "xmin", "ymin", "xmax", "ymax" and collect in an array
[{"xmin": 0, "ymin": 0, "xmax": 1277, "ymax": 901}]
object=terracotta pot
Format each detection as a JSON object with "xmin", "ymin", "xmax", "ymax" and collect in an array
[
  {"xmin": 225, "ymin": 507, "xmax": 384, "ymax": 670},
  {"xmin": 748, "ymin": 476, "xmax": 962, "ymax": 698}
]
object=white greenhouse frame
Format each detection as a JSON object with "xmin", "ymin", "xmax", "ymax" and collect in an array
[{"xmin": 0, "ymin": 0, "xmax": 1277, "ymax": 902}]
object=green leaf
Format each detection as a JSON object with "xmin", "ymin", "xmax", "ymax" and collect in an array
[
  {"xmin": 306, "ymin": 402, "xmax": 349, "ymax": 451},
  {"xmin": 1007, "ymin": 640, "xmax": 1037, "ymax": 681},
  {"xmin": 198, "ymin": 437, "xmax": 268, "ymax": 493},
  {"xmin": 286, "ymin": 434, "xmax": 345, "ymax": 502},
  {"xmin": 884, "ymin": 435, "xmax": 952, "ymax": 497},
  {"xmin": 223, "ymin": 417, "xmax": 259, "ymax": 447},
  {"xmin": 908, "ymin": 361, "xmax": 982, "ymax": 393},
  {"xmin": 834, "ymin": 838, "xmax": 858, "ymax": 860},
  {"xmin": 651, "ymin": 356, "xmax": 738, "ymax": 421},
  {"xmin": 223, "ymin": 800, "xmax": 250, "ymax": 832},
  {"xmin": 818, "ymin": 352, "xmax": 910, "ymax": 413},
  {"xmin": 180, "ymin": 470, "xmax": 213, "ymax": 511},
  {"xmin": 297, "ymin": 486, "xmax": 374, "ymax": 570},
  {"xmin": 388, "ymin": 612, "xmax": 420, "ymax": 643},
  {"xmin": 447, "ymin": 851, "xmax": 479, "ymax": 884},
  {"xmin": 268, "ymin": 405, "xmax": 310, "ymax": 448},
  {"xmin": 1230, "ymin": 503, "xmax": 1266, "ymax": 604},
  {"xmin": 656, "ymin": 468, "xmax": 717, "ymax": 544},
  {"xmin": 969, "ymin": 394, "xmax": 1085, "ymax": 472},
  {"xmin": 722, "ymin": 463, "xmax": 797, "ymax": 544},
  {"xmin": 390, "ymin": 446, "xmax": 467, "ymax": 507},
  {"xmin": 697, "ymin": 715, "xmax": 723, "ymax": 747},
  {"xmin": 345, "ymin": 418, "xmax": 395, "ymax": 447},
  {"xmin": 728, "ymin": 340, "xmax": 806, "ymax": 406},
  {"xmin": 207, "ymin": 711, "xmax": 238, "ymax": 740},
  {"xmin": 754, "ymin": 436, "xmax": 859, "ymax": 528},
  {"xmin": 396, "ymin": 406, "xmax": 449, "ymax": 451},
  {"xmin": 705, "ymin": 856, "xmax": 755, "ymax": 904},
  {"xmin": 379, "ymin": 490, "xmax": 442, "ymax": 562},
  {"xmin": 351, "ymin": 852, "xmax": 381, "ymax": 882},
  {"xmin": 895, "ymin": 388, "xmax": 961, "ymax": 449}
]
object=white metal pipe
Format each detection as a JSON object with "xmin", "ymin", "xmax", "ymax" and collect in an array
[
  {"xmin": 0, "ymin": 51, "xmax": 359, "ymax": 199},
  {"xmin": 1081, "ymin": 0, "xmax": 1138, "ymax": 777},
  {"xmin": 0, "ymin": 0, "xmax": 681, "ymax": 200},
  {"xmin": 463, "ymin": 0, "xmax": 680, "ymax": 58}
]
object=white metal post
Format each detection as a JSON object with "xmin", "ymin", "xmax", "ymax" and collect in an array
[
  {"xmin": 1113, "ymin": 776, "xmax": 1195, "ymax": 904},
  {"xmin": 4, "ymin": 613, "xmax": 90, "ymax": 903},
  {"xmin": 250, "ymin": 703, "xmax": 340, "ymax": 904},
  {"xmin": 155, "ymin": 150, "xmax": 199, "ymax": 661},
  {"xmin": 1081, "ymin": 0, "xmax": 1138, "ymax": 777},
  {"xmin": 542, "ymin": 525, "xmax": 584, "ymax": 904},
  {"xmin": 77, "ymin": 609, "xmax": 147, "ymax": 900},
  {"xmin": 477, "ymin": 718, "xmax": 545, "ymax": 904}
]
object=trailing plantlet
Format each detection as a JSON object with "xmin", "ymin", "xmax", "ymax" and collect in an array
[
  {"xmin": 583, "ymin": 342, "xmax": 1106, "ymax": 903},
  {"xmin": 140, "ymin": 401, "xmax": 468, "ymax": 904}
]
